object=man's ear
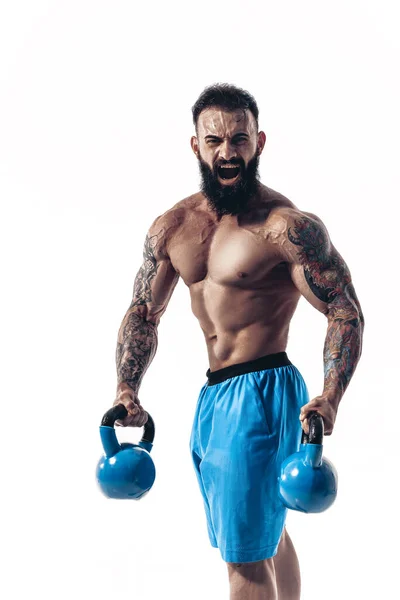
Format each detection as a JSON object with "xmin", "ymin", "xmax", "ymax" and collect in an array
[
  {"xmin": 257, "ymin": 131, "xmax": 266, "ymax": 155},
  {"xmin": 191, "ymin": 135, "xmax": 199, "ymax": 158}
]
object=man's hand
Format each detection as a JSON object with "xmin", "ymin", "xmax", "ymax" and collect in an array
[
  {"xmin": 299, "ymin": 393, "xmax": 339, "ymax": 436},
  {"xmin": 113, "ymin": 388, "xmax": 148, "ymax": 428}
]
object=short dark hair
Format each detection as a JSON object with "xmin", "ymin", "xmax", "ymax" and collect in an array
[{"xmin": 192, "ymin": 83, "xmax": 259, "ymax": 130}]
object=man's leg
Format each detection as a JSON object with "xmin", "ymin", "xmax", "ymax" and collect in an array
[
  {"xmin": 273, "ymin": 528, "xmax": 301, "ymax": 600},
  {"xmin": 227, "ymin": 559, "xmax": 278, "ymax": 600},
  {"xmin": 226, "ymin": 528, "xmax": 300, "ymax": 600}
]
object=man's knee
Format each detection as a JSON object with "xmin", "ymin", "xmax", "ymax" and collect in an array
[
  {"xmin": 226, "ymin": 559, "xmax": 273, "ymax": 572},
  {"xmin": 226, "ymin": 559, "xmax": 276, "ymax": 587}
]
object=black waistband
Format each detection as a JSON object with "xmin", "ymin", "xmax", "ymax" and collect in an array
[{"xmin": 206, "ymin": 352, "xmax": 292, "ymax": 386}]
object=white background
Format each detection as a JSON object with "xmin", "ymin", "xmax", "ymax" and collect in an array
[{"xmin": 1, "ymin": 1, "xmax": 398, "ymax": 599}]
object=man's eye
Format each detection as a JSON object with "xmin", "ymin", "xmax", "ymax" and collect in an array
[{"xmin": 234, "ymin": 137, "xmax": 248, "ymax": 144}]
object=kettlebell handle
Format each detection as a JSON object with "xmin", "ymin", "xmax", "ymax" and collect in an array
[
  {"xmin": 301, "ymin": 411, "xmax": 324, "ymax": 445},
  {"xmin": 101, "ymin": 405, "xmax": 155, "ymax": 444}
]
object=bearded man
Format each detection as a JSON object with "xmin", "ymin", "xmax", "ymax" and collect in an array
[{"xmin": 113, "ymin": 84, "xmax": 364, "ymax": 600}]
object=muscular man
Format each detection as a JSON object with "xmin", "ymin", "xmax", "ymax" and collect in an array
[{"xmin": 113, "ymin": 84, "xmax": 364, "ymax": 600}]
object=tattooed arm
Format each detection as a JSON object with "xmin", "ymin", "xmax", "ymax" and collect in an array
[
  {"xmin": 281, "ymin": 209, "xmax": 364, "ymax": 435},
  {"xmin": 114, "ymin": 215, "xmax": 180, "ymax": 427}
]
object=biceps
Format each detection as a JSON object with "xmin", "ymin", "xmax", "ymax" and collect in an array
[
  {"xmin": 284, "ymin": 211, "xmax": 362, "ymax": 318},
  {"xmin": 289, "ymin": 235, "xmax": 353, "ymax": 308},
  {"xmin": 289, "ymin": 250, "xmax": 359, "ymax": 322},
  {"xmin": 289, "ymin": 263, "xmax": 330, "ymax": 314},
  {"xmin": 130, "ymin": 256, "xmax": 179, "ymax": 324}
]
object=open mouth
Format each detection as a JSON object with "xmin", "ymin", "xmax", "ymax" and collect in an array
[{"xmin": 217, "ymin": 165, "xmax": 241, "ymax": 181}]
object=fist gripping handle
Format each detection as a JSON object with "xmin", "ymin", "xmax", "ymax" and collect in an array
[
  {"xmin": 301, "ymin": 411, "xmax": 324, "ymax": 445},
  {"xmin": 100, "ymin": 404, "xmax": 155, "ymax": 445}
]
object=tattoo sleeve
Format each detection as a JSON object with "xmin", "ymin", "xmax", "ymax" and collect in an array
[
  {"xmin": 115, "ymin": 231, "xmax": 163, "ymax": 394},
  {"xmin": 288, "ymin": 216, "xmax": 364, "ymax": 402},
  {"xmin": 116, "ymin": 311, "xmax": 158, "ymax": 393}
]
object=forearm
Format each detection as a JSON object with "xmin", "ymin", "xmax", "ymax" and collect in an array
[
  {"xmin": 323, "ymin": 290, "xmax": 364, "ymax": 405},
  {"xmin": 116, "ymin": 309, "xmax": 158, "ymax": 396}
]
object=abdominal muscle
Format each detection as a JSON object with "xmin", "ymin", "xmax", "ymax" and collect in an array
[{"xmin": 190, "ymin": 278, "xmax": 301, "ymax": 372}]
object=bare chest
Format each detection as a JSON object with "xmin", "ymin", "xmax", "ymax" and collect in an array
[{"xmin": 168, "ymin": 214, "xmax": 286, "ymax": 288}]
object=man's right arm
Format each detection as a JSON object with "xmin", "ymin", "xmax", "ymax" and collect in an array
[{"xmin": 114, "ymin": 214, "xmax": 180, "ymax": 426}]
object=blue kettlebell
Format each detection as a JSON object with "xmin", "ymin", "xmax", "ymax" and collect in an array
[
  {"xmin": 278, "ymin": 412, "xmax": 338, "ymax": 513},
  {"xmin": 96, "ymin": 404, "xmax": 156, "ymax": 500}
]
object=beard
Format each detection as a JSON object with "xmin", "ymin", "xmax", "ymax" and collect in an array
[{"xmin": 198, "ymin": 151, "xmax": 260, "ymax": 219}]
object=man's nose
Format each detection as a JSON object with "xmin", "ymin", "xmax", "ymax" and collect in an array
[{"xmin": 218, "ymin": 139, "xmax": 237, "ymax": 161}]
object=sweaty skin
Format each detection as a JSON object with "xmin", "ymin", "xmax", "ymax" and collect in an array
[{"xmin": 114, "ymin": 108, "xmax": 364, "ymax": 437}]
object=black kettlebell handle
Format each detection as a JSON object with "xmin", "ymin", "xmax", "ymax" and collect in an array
[
  {"xmin": 101, "ymin": 405, "xmax": 155, "ymax": 444},
  {"xmin": 301, "ymin": 411, "xmax": 324, "ymax": 445}
]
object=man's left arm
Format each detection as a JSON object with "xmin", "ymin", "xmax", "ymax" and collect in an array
[{"xmin": 280, "ymin": 209, "xmax": 365, "ymax": 435}]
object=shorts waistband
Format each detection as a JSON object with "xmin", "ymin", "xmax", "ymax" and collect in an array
[{"xmin": 206, "ymin": 352, "xmax": 292, "ymax": 386}]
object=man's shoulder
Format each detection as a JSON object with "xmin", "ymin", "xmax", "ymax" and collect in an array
[
  {"xmin": 264, "ymin": 189, "xmax": 324, "ymax": 230},
  {"xmin": 150, "ymin": 192, "xmax": 203, "ymax": 229},
  {"xmin": 257, "ymin": 189, "xmax": 330, "ymax": 249},
  {"xmin": 147, "ymin": 193, "xmax": 204, "ymax": 257}
]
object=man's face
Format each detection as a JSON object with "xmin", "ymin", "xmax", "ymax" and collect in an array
[{"xmin": 191, "ymin": 108, "xmax": 266, "ymax": 218}]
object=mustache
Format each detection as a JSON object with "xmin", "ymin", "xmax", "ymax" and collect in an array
[
  {"xmin": 214, "ymin": 158, "xmax": 243, "ymax": 166},
  {"xmin": 213, "ymin": 158, "xmax": 245, "ymax": 172}
]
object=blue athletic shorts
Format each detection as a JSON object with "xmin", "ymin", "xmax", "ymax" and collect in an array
[{"xmin": 189, "ymin": 352, "xmax": 309, "ymax": 563}]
